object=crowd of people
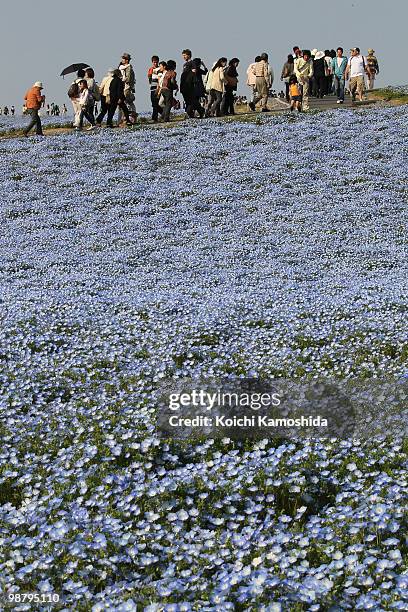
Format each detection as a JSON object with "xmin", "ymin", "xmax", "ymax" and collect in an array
[
  {"xmin": 0, "ymin": 103, "xmax": 68, "ymax": 117},
  {"xmin": 21, "ymin": 46, "xmax": 380, "ymax": 136},
  {"xmin": 0, "ymin": 106, "xmax": 15, "ymax": 116},
  {"xmin": 280, "ymin": 46, "xmax": 380, "ymax": 111},
  {"xmin": 44, "ymin": 103, "xmax": 68, "ymax": 117}
]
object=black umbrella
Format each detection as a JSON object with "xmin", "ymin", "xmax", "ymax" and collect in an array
[{"xmin": 60, "ymin": 63, "xmax": 90, "ymax": 78}]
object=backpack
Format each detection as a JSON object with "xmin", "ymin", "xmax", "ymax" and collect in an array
[
  {"xmin": 92, "ymin": 83, "xmax": 101, "ymax": 102},
  {"xmin": 68, "ymin": 82, "xmax": 79, "ymax": 98},
  {"xmin": 225, "ymin": 72, "xmax": 238, "ymax": 89},
  {"xmin": 367, "ymin": 57, "xmax": 378, "ymax": 74},
  {"xmin": 86, "ymin": 91, "xmax": 94, "ymax": 107}
]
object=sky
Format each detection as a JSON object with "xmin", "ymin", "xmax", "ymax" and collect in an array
[{"xmin": 1, "ymin": 0, "xmax": 406, "ymax": 113}]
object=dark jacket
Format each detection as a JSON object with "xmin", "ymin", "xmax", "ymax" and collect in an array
[
  {"xmin": 183, "ymin": 59, "xmax": 193, "ymax": 73},
  {"xmin": 224, "ymin": 65, "xmax": 238, "ymax": 91},
  {"xmin": 180, "ymin": 60, "xmax": 207, "ymax": 99},
  {"xmin": 110, "ymin": 75, "xmax": 125, "ymax": 101},
  {"xmin": 313, "ymin": 58, "xmax": 326, "ymax": 78}
]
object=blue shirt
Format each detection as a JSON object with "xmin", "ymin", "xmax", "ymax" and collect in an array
[{"xmin": 331, "ymin": 56, "xmax": 348, "ymax": 78}]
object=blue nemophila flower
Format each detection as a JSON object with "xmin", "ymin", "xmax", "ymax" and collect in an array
[{"xmin": 0, "ymin": 104, "xmax": 407, "ymax": 609}]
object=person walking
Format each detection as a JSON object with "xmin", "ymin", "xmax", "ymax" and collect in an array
[
  {"xmin": 331, "ymin": 47, "xmax": 348, "ymax": 103},
  {"xmin": 68, "ymin": 69, "xmax": 86, "ymax": 128},
  {"xmin": 204, "ymin": 61, "xmax": 215, "ymax": 115},
  {"xmin": 329, "ymin": 50, "xmax": 337, "ymax": 93},
  {"xmin": 182, "ymin": 49, "xmax": 193, "ymax": 72},
  {"xmin": 23, "ymin": 81, "xmax": 45, "ymax": 137},
  {"xmin": 309, "ymin": 49, "xmax": 318, "ymax": 96},
  {"xmin": 95, "ymin": 68, "xmax": 115, "ymax": 126},
  {"xmin": 84, "ymin": 68, "xmax": 101, "ymax": 119},
  {"xmin": 288, "ymin": 75, "xmax": 302, "ymax": 112},
  {"xmin": 246, "ymin": 56, "xmax": 260, "ymax": 109},
  {"xmin": 180, "ymin": 51, "xmax": 193, "ymax": 112},
  {"xmin": 159, "ymin": 60, "xmax": 178, "ymax": 122},
  {"xmin": 148, "ymin": 56, "xmax": 161, "ymax": 121},
  {"xmin": 324, "ymin": 50, "xmax": 333, "ymax": 95},
  {"xmin": 366, "ymin": 49, "xmax": 379, "ymax": 90},
  {"xmin": 180, "ymin": 60, "xmax": 195, "ymax": 116},
  {"xmin": 156, "ymin": 61, "xmax": 167, "ymax": 116},
  {"xmin": 345, "ymin": 47, "xmax": 368, "ymax": 102},
  {"xmin": 250, "ymin": 53, "xmax": 273, "ymax": 112},
  {"xmin": 281, "ymin": 54, "xmax": 294, "ymax": 102},
  {"xmin": 118, "ymin": 53, "xmax": 137, "ymax": 123},
  {"xmin": 77, "ymin": 80, "xmax": 96, "ymax": 131},
  {"xmin": 10, "ymin": 105, "xmax": 15, "ymax": 116},
  {"xmin": 194, "ymin": 58, "xmax": 208, "ymax": 108},
  {"xmin": 294, "ymin": 50, "xmax": 314, "ymax": 110},
  {"xmin": 221, "ymin": 58, "xmax": 240, "ymax": 115},
  {"xmin": 207, "ymin": 58, "xmax": 228, "ymax": 117},
  {"xmin": 313, "ymin": 51, "xmax": 327, "ymax": 99},
  {"xmin": 106, "ymin": 69, "xmax": 132, "ymax": 128},
  {"xmin": 180, "ymin": 57, "xmax": 207, "ymax": 118}
]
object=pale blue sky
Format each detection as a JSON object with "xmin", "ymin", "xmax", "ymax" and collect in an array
[{"xmin": 0, "ymin": 0, "xmax": 405, "ymax": 112}]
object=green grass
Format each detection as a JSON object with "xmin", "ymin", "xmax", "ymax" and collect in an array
[{"xmin": 371, "ymin": 87, "xmax": 408, "ymax": 103}]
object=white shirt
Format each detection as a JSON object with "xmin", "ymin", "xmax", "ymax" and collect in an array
[
  {"xmin": 348, "ymin": 55, "xmax": 367, "ymax": 77},
  {"xmin": 158, "ymin": 70, "xmax": 167, "ymax": 89},
  {"xmin": 246, "ymin": 63, "xmax": 257, "ymax": 86},
  {"xmin": 79, "ymin": 89, "xmax": 91, "ymax": 107}
]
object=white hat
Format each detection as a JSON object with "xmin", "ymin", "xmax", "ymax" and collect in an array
[
  {"xmin": 311, "ymin": 49, "xmax": 318, "ymax": 56},
  {"xmin": 34, "ymin": 81, "xmax": 43, "ymax": 88},
  {"xmin": 314, "ymin": 51, "xmax": 325, "ymax": 60}
]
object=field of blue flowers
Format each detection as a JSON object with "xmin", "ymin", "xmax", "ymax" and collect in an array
[{"xmin": 0, "ymin": 104, "xmax": 407, "ymax": 611}]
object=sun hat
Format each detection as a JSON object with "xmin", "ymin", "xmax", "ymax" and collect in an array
[
  {"xmin": 311, "ymin": 49, "xmax": 318, "ymax": 56},
  {"xmin": 314, "ymin": 51, "xmax": 325, "ymax": 60},
  {"xmin": 368, "ymin": 48, "xmax": 375, "ymax": 54},
  {"xmin": 34, "ymin": 81, "xmax": 43, "ymax": 88}
]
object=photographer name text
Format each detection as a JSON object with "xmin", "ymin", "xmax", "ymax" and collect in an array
[{"xmin": 167, "ymin": 415, "xmax": 329, "ymax": 428}]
